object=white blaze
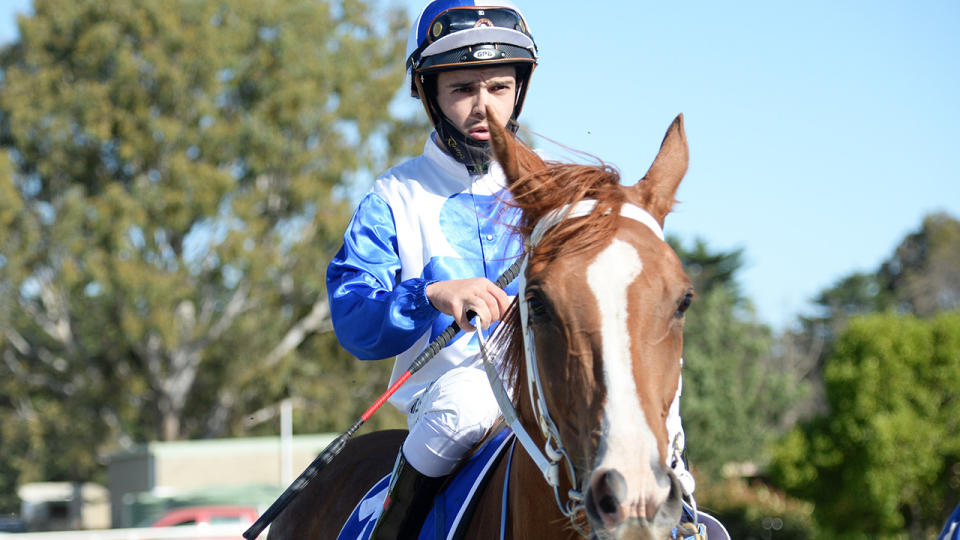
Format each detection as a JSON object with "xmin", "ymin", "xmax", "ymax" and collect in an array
[{"xmin": 586, "ymin": 239, "xmax": 667, "ymax": 503}]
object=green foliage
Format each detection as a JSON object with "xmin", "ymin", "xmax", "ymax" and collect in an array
[
  {"xmin": 880, "ymin": 212, "xmax": 960, "ymax": 317},
  {"xmin": 769, "ymin": 312, "xmax": 960, "ymax": 538},
  {"xmin": 799, "ymin": 213, "xmax": 960, "ymax": 347},
  {"xmin": 674, "ymin": 237, "xmax": 746, "ymax": 300},
  {"xmin": 769, "ymin": 212, "xmax": 960, "ymax": 538},
  {"xmin": 801, "ymin": 272, "xmax": 894, "ymax": 345},
  {"xmin": 0, "ymin": 0, "xmax": 421, "ymax": 511},
  {"xmin": 696, "ymin": 476, "xmax": 818, "ymax": 540},
  {"xmin": 670, "ymin": 237, "xmax": 808, "ymax": 479},
  {"xmin": 681, "ymin": 285, "xmax": 807, "ymax": 478}
]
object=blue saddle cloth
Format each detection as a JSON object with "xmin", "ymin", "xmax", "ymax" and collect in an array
[{"xmin": 337, "ymin": 429, "xmax": 513, "ymax": 540}]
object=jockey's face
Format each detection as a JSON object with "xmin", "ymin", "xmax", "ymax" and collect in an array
[{"xmin": 435, "ymin": 66, "xmax": 517, "ymax": 142}]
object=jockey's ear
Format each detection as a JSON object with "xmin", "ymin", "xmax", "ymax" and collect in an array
[
  {"xmin": 488, "ymin": 107, "xmax": 546, "ymax": 195},
  {"xmin": 632, "ymin": 114, "xmax": 688, "ymax": 226}
]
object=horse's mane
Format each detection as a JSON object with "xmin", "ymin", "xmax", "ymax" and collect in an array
[
  {"xmin": 495, "ymin": 156, "xmax": 627, "ymax": 412},
  {"xmin": 510, "ymin": 159, "xmax": 626, "ymax": 266}
]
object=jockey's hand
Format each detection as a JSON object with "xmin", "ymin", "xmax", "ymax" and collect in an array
[{"xmin": 426, "ymin": 278, "xmax": 510, "ymax": 331}]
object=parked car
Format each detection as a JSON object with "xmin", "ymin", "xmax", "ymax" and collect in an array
[{"xmin": 149, "ymin": 505, "xmax": 259, "ymax": 527}]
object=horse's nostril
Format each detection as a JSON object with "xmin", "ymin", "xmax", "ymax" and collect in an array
[
  {"xmin": 601, "ymin": 469, "xmax": 627, "ymax": 504},
  {"xmin": 589, "ymin": 468, "xmax": 627, "ymax": 520},
  {"xmin": 598, "ymin": 494, "xmax": 619, "ymax": 515}
]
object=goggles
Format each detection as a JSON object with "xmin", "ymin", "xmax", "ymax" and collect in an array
[
  {"xmin": 428, "ymin": 7, "xmax": 528, "ymax": 42},
  {"xmin": 409, "ymin": 7, "xmax": 535, "ymax": 69}
]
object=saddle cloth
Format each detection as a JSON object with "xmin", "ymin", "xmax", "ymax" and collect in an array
[
  {"xmin": 336, "ymin": 427, "xmax": 731, "ymax": 540},
  {"xmin": 337, "ymin": 429, "xmax": 513, "ymax": 540}
]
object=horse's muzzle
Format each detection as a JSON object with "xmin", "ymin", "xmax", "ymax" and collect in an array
[{"xmin": 584, "ymin": 465, "xmax": 683, "ymax": 539}]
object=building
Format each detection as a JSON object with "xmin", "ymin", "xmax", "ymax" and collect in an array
[
  {"xmin": 106, "ymin": 433, "xmax": 336, "ymax": 528},
  {"xmin": 18, "ymin": 482, "xmax": 110, "ymax": 531}
]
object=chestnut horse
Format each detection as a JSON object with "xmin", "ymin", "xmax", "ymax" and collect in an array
[{"xmin": 268, "ymin": 114, "xmax": 693, "ymax": 540}]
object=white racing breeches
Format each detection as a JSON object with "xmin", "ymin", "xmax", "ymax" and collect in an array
[{"xmin": 402, "ymin": 365, "xmax": 500, "ymax": 478}]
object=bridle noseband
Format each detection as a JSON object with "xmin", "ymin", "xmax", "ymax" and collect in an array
[{"xmin": 477, "ymin": 199, "xmax": 667, "ymax": 536}]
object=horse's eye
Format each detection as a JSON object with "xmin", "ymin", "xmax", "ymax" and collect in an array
[
  {"xmin": 526, "ymin": 289, "xmax": 549, "ymax": 321},
  {"xmin": 675, "ymin": 292, "xmax": 694, "ymax": 319}
]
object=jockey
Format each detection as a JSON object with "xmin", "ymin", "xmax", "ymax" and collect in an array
[{"xmin": 326, "ymin": 1, "xmax": 694, "ymax": 538}]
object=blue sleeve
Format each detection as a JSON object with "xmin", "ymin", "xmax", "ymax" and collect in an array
[
  {"xmin": 939, "ymin": 504, "xmax": 960, "ymax": 540},
  {"xmin": 326, "ymin": 193, "xmax": 440, "ymax": 360}
]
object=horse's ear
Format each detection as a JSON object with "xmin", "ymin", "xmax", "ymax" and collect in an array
[
  {"xmin": 488, "ymin": 107, "xmax": 546, "ymax": 190},
  {"xmin": 633, "ymin": 114, "xmax": 688, "ymax": 225}
]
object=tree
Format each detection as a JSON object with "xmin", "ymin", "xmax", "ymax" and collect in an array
[
  {"xmin": 769, "ymin": 312, "xmax": 960, "ymax": 538},
  {"xmin": 675, "ymin": 237, "xmax": 746, "ymax": 300},
  {"xmin": 0, "ymin": 0, "xmax": 422, "ymax": 510},
  {"xmin": 669, "ymin": 237, "xmax": 808, "ymax": 479},
  {"xmin": 880, "ymin": 212, "xmax": 960, "ymax": 317},
  {"xmin": 785, "ymin": 212, "xmax": 960, "ymax": 423},
  {"xmin": 798, "ymin": 212, "xmax": 960, "ymax": 346}
]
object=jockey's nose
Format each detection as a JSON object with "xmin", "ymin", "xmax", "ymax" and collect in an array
[{"xmin": 473, "ymin": 90, "xmax": 490, "ymax": 116}]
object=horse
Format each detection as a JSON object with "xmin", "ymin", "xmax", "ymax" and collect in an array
[{"xmin": 267, "ymin": 112, "xmax": 694, "ymax": 540}]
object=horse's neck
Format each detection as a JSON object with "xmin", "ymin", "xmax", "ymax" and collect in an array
[{"xmin": 505, "ymin": 444, "xmax": 580, "ymax": 540}]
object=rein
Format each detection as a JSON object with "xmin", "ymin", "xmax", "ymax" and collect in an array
[{"xmin": 478, "ymin": 199, "xmax": 669, "ymax": 537}]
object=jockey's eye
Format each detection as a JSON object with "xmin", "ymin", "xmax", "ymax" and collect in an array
[
  {"xmin": 525, "ymin": 289, "xmax": 549, "ymax": 321},
  {"xmin": 675, "ymin": 291, "xmax": 694, "ymax": 319}
]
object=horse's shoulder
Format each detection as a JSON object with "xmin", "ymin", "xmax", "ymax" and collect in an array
[{"xmin": 267, "ymin": 429, "xmax": 407, "ymax": 540}]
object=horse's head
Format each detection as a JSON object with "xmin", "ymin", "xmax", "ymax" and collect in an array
[{"xmin": 490, "ymin": 112, "xmax": 691, "ymax": 539}]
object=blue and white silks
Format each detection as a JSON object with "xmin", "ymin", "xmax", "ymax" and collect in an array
[{"xmin": 327, "ymin": 134, "xmax": 523, "ymax": 413}]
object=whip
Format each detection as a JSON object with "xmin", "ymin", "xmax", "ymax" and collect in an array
[{"xmin": 243, "ymin": 256, "xmax": 524, "ymax": 539}]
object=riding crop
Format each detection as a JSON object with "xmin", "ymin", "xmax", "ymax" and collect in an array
[{"xmin": 243, "ymin": 256, "xmax": 524, "ymax": 539}]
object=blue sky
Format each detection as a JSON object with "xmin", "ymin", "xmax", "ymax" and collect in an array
[{"xmin": 3, "ymin": 1, "xmax": 958, "ymax": 331}]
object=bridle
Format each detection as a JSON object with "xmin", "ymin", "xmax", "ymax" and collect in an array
[{"xmin": 477, "ymin": 199, "xmax": 675, "ymax": 536}]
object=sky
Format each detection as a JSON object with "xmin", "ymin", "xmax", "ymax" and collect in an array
[{"xmin": 2, "ymin": 1, "xmax": 958, "ymax": 331}]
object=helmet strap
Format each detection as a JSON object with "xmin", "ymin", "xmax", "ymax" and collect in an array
[{"xmin": 436, "ymin": 114, "xmax": 495, "ymax": 175}]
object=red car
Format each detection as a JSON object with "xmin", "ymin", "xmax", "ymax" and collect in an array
[{"xmin": 150, "ymin": 505, "xmax": 259, "ymax": 527}]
